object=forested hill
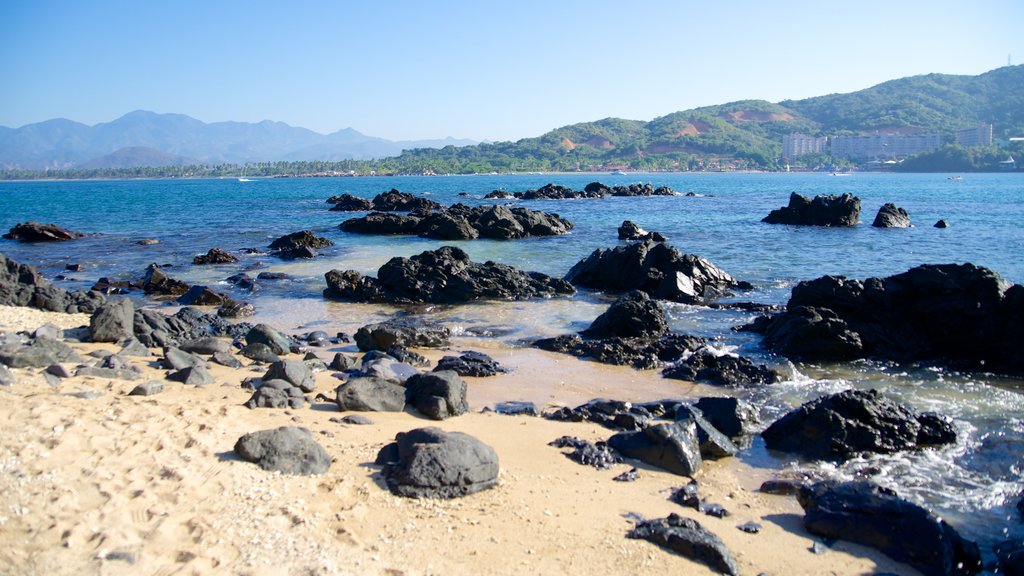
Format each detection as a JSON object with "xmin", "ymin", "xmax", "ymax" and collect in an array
[{"xmin": 393, "ymin": 65, "xmax": 1024, "ymax": 173}]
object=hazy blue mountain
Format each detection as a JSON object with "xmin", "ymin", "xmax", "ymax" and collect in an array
[
  {"xmin": 75, "ymin": 146, "xmax": 198, "ymax": 169},
  {"xmin": 0, "ymin": 111, "xmax": 476, "ymax": 169}
]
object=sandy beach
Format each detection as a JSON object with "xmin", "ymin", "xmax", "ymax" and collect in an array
[{"xmin": 0, "ymin": 304, "xmax": 922, "ymax": 575}]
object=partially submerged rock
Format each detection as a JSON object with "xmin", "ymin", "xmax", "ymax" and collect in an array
[
  {"xmin": 662, "ymin": 346, "xmax": 781, "ymax": 386},
  {"xmin": 872, "ymin": 203, "xmax": 912, "ymax": 228},
  {"xmin": 268, "ymin": 230, "xmax": 334, "ymax": 259},
  {"xmin": 193, "ymin": 247, "xmax": 238, "ymax": 264},
  {"xmin": 3, "ymin": 221, "xmax": 85, "ymax": 242},
  {"xmin": 375, "ymin": 427, "xmax": 499, "ymax": 498},
  {"xmin": 234, "ymin": 426, "xmax": 331, "ymax": 475},
  {"xmin": 762, "ymin": 192, "xmax": 860, "ymax": 226}
]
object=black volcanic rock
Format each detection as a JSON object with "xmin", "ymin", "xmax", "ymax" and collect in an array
[
  {"xmin": 142, "ymin": 264, "xmax": 190, "ymax": 297},
  {"xmin": 564, "ymin": 240, "xmax": 743, "ymax": 304},
  {"xmin": 327, "ymin": 193, "xmax": 373, "ymax": 211},
  {"xmin": 234, "ymin": 426, "xmax": 331, "ymax": 476},
  {"xmin": 761, "ymin": 388, "xmax": 957, "ymax": 461},
  {"xmin": 872, "ymin": 203, "xmax": 912, "ymax": 228},
  {"xmin": 662, "ymin": 347, "xmax": 781, "ymax": 386},
  {"xmin": 340, "ymin": 211, "xmax": 423, "ymax": 235},
  {"xmin": 762, "ymin": 192, "xmax": 860, "ymax": 226},
  {"xmin": 324, "ymin": 246, "xmax": 575, "ymax": 304},
  {"xmin": 193, "ymin": 247, "xmax": 238, "ymax": 264},
  {"xmin": 3, "ymin": 221, "xmax": 85, "ymax": 242},
  {"xmin": 628, "ymin": 514, "xmax": 739, "ymax": 576},
  {"xmin": 375, "ymin": 427, "xmax": 499, "ymax": 499},
  {"xmin": 268, "ymin": 230, "xmax": 333, "ymax": 259},
  {"xmin": 581, "ymin": 290, "xmax": 668, "ymax": 340},
  {"xmin": 370, "ymin": 189, "xmax": 442, "ymax": 212},
  {"xmin": 0, "ymin": 253, "xmax": 105, "ymax": 313}
]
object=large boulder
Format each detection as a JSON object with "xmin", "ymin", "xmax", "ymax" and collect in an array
[
  {"xmin": 375, "ymin": 427, "xmax": 499, "ymax": 498},
  {"xmin": 0, "ymin": 336, "xmax": 82, "ymax": 368},
  {"xmin": 341, "ymin": 212, "xmax": 423, "ymax": 235},
  {"xmin": 324, "ymin": 246, "xmax": 575, "ymax": 304},
  {"xmin": 761, "ymin": 388, "xmax": 956, "ymax": 461},
  {"xmin": 353, "ymin": 319, "xmax": 451, "ymax": 352},
  {"xmin": 433, "ymin": 351, "xmax": 506, "ymax": 377},
  {"xmin": 872, "ymin": 203, "xmax": 912, "ymax": 228},
  {"xmin": 798, "ymin": 480, "xmax": 981, "ymax": 576},
  {"xmin": 89, "ymin": 298, "xmax": 135, "ymax": 343},
  {"xmin": 627, "ymin": 514, "xmax": 739, "ymax": 576},
  {"xmin": 564, "ymin": 240, "xmax": 743, "ymax": 304},
  {"xmin": 582, "ymin": 290, "xmax": 668, "ymax": 340},
  {"xmin": 334, "ymin": 377, "xmax": 407, "ymax": 412},
  {"xmin": 3, "ymin": 221, "xmax": 85, "ymax": 242},
  {"xmin": 404, "ymin": 371, "xmax": 468, "ymax": 420},
  {"xmin": 762, "ymin": 192, "xmax": 861, "ymax": 226},
  {"xmin": 268, "ymin": 230, "xmax": 333, "ymax": 259},
  {"xmin": 752, "ymin": 263, "xmax": 1024, "ymax": 374},
  {"xmin": 607, "ymin": 420, "xmax": 702, "ymax": 476},
  {"xmin": 234, "ymin": 426, "xmax": 331, "ymax": 475}
]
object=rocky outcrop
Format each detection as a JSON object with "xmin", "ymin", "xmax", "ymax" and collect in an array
[
  {"xmin": 627, "ymin": 514, "xmax": 739, "ymax": 576},
  {"xmin": 327, "ymin": 193, "xmax": 373, "ymax": 211},
  {"xmin": 872, "ymin": 203, "xmax": 912, "ymax": 228},
  {"xmin": 369, "ymin": 189, "xmax": 442, "ymax": 212},
  {"xmin": 0, "ymin": 253, "xmax": 106, "ymax": 313},
  {"xmin": 798, "ymin": 481, "xmax": 981, "ymax": 576},
  {"xmin": 564, "ymin": 240, "xmax": 746, "ymax": 304},
  {"xmin": 133, "ymin": 306, "xmax": 252, "ymax": 348},
  {"xmin": 534, "ymin": 332, "xmax": 706, "ymax": 371},
  {"xmin": 3, "ymin": 221, "xmax": 85, "ymax": 242},
  {"xmin": 193, "ymin": 247, "xmax": 238, "ymax": 264},
  {"xmin": 324, "ymin": 246, "xmax": 575, "ymax": 304},
  {"xmin": 340, "ymin": 204, "xmax": 573, "ymax": 240},
  {"xmin": 762, "ymin": 192, "xmax": 860, "ymax": 226},
  {"xmin": 617, "ymin": 220, "xmax": 667, "ymax": 242},
  {"xmin": 268, "ymin": 230, "xmax": 334, "ymax": 259},
  {"xmin": 353, "ymin": 319, "xmax": 451, "ymax": 352},
  {"xmin": 761, "ymin": 389, "xmax": 956, "ymax": 461},
  {"xmin": 141, "ymin": 264, "xmax": 190, "ymax": 297},
  {"xmin": 375, "ymin": 427, "xmax": 499, "ymax": 498},
  {"xmin": 662, "ymin": 347, "xmax": 781, "ymax": 386},
  {"xmin": 234, "ymin": 426, "xmax": 331, "ymax": 476},
  {"xmin": 582, "ymin": 290, "xmax": 668, "ymax": 340},
  {"xmin": 750, "ymin": 263, "xmax": 1024, "ymax": 374}
]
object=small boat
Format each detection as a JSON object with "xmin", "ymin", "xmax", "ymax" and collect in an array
[
  {"xmin": 610, "ymin": 170, "xmax": 628, "ymax": 176},
  {"xmin": 947, "ymin": 176, "xmax": 963, "ymax": 181}
]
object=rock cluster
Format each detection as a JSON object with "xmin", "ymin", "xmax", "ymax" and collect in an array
[
  {"xmin": 340, "ymin": 204, "xmax": 573, "ymax": 240},
  {"xmin": 324, "ymin": 246, "xmax": 575, "ymax": 304},
  {"xmin": 329, "ymin": 189, "xmax": 441, "ymax": 213},
  {"xmin": 1, "ymin": 253, "xmax": 106, "ymax": 314},
  {"xmin": 762, "ymin": 192, "xmax": 861, "ymax": 226},
  {"xmin": 193, "ymin": 247, "xmax": 239, "ymax": 264},
  {"xmin": 506, "ymin": 182, "xmax": 676, "ymax": 200}
]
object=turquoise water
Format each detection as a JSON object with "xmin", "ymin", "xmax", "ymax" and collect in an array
[{"xmin": 2, "ymin": 172, "xmax": 1024, "ymax": 550}]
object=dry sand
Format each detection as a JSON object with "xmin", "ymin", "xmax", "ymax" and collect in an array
[{"xmin": 0, "ymin": 305, "xmax": 920, "ymax": 575}]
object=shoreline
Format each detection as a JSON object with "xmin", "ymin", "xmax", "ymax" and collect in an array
[{"xmin": 0, "ymin": 304, "xmax": 922, "ymax": 575}]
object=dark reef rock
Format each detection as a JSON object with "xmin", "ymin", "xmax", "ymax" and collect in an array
[
  {"xmin": 692, "ymin": 397, "xmax": 758, "ymax": 440},
  {"xmin": 327, "ymin": 193, "xmax": 374, "ymax": 211},
  {"xmin": 341, "ymin": 211, "xmax": 423, "ymax": 235},
  {"xmin": 617, "ymin": 220, "xmax": 667, "ymax": 242},
  {"xmin": 193, "ymin": 247, "xmax": 238, "ymax": 265},
  {"xmin": 761, "ymin": 388, "xmax": 957, "ymax": 461},
  {"xmin": 872, "ymin": 203, "xmax": 912, "ymax": 228},
  {"xmin": 662, "ymin": 347, "xmax": 781, "ymax": 386},
  {"xmin": 564, "ymin": 240, "xmax": 744, "ymax": 304},
  {"xmin": 549, "ymin": 436, "xmax": 621, "ymax": 469},
  {"xmin": 674, "ymin": 405, "xmax": 738, "ymax": 460},
  {"xmin": 334, "ymin": 376, "xmax": 407, "ymax": 412},
  {"xmin": 177, "ymin": 285, "xmax": 232, "ymax": 307},
  {"xmin": 3, "ymin": 221, "xmax": 85, "ymax": 242},
  {"xmin": 324, "ymin": 246, "xmax": 575, "ymax": 304},
  {"xmin": 234, "ymin": 426, "xmax": 331, "ymax": 475},
  {"xmin": 370, "ymin": 189, "xmax": 442, "ymax": 212},
  {"xmin": 354, "ymin": 319, "xmax": 451, "ymax": 352},
  {"xmin": 1, "ymin": 253, "xmax": 106, "ymax": 313},
  {"xmin": 433, "ymin": 351, "xmax": 506, "ymax": 377},
  {"xmin": 268, "ymin": 230, "xmax": 333, "ymax": 259},
  {"xmin": 375, "ymin": 427, "xmax": 499, "ymax": 498},
  {"xmin": 342, "ymin": 204, "xmax": 572, "ymax": 240},
  {"xmin": 404, "ymin": 371, "xmax": 468, "ymax": 420},
  {"xmin": 582, "ymin": 290, "xmax": 668, "ymax": 340},
  {"xmin": 627, "ymin": 513, "xmax": 739, "ymax": 576},
  {"xmin": 798, "ymin": 480, "xmax": 981, "ymax": 576},
  {"xmin": 142, "ymin": 264, "xmax": 190, "ymax": 297},
  {"xmin": 608, "ymin": 420, "xmax": 702, "ymax": 476},
  {"xmin": 762, "ymin": 192, "xmax": 861, "ymax": 226},
  {"xmin": 751, "ymin": 263, "xmax": 1024, "ymax": 374}
]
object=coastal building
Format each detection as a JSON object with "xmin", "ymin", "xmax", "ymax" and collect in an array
[
  {"xmin": 782, "ymin": 133, "xmax": 828, "ymax": 160},
  {"xmin": 955, "ymin": 124, "xmax": 993, "ymax": 147},
  {"xmin": 829, "ymin": 133, "xmax": 940, "ymax": 161}
]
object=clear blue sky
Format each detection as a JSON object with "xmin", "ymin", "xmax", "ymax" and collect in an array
[{"xmin": 1, "ymin": 0, "xmax": 1021, "ymax": 141}]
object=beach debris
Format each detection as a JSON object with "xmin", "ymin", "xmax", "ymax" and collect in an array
[
  {"xmin": 736, "ymin": 521, "xmax": 762, "ymax": 534},
  {"xmin": 798, "ymin": 480, "xmax": 981, "ymax": 576},
  {"xmin": 608, "ymin": 420, "xmax": 702, "ymax": 477},
  {"xmin": 193, "ymin": 247, "xmax": 238, "ymax": 265},
  {"xmin": 325, "ymin": 246, "xmax": 575, "ymax": 305},
  {"xmin": 3, "ymin": 221, "xmax": 85, "ymax": 242},
  {"xmin": 404, "ymin": 371, "xmax": 468, "ymax": 420},
  {"xmin": 433, "ymin": 350, "xmax": 506, "ymax": 377},
  {"xmin": 549, "ymin": 436, "xmax": 622, "ymax": 470},
  {"xmin": 761, "ymin": 388, "xmax": 957, "ymax": 461},
  {"xmin": 762, "ymin": 192, "xmax": 861, "ymax": 226},
  {"xmin": 872, "ymin": 202, "xmax": 912, "ymax": 228},
  {"xmin": 612, "ymin": 467, "xmax": 639, "ymax": 482},
  {"xmin": 333, "ymin": 376, "xmax": 406, "ymax": 412},
  {"xmin": 234, "ymin": 426, "xmax": 331, "ymax": 476},
  {"xmin": 490, "ymin": 401, "xmax": 538, "ymax": 416},
  {"xmin": 375, "ymin": 427, "xmax": 499, "ymax": 498},
  {"xmin": 627, "ymin": 513, "xmax": 740, "ymax": 576}
]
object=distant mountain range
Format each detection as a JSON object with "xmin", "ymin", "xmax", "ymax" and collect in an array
[{"xmin": 0, "ymin": 110, "xmax": 477, "ymax": 169}]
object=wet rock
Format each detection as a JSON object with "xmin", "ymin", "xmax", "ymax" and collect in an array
[
  {"xmin": 995, "ymin": 539, "xmax": 1024, "ymax": 576},
  {"xmin": 341, "ymin": 211, "xmax": 423, "ymax": 235},
  {"xmin": 417, "ymin": 211, "xmax": 480, "ymax": 240},
  {"xmin": 627, "ymin": 513, "xmax": 739, "ymax": 576},
  {"xmin": 334, "ymin": 376, "xmax": 407, "ymax": 412},
  {"xmin": 798, "ymin": 480, "xmax": 981, "ymax": 576},
  {"xmin": 607, "ymin": 420, "xmax": 702, "ymax": 477},
  {"xmin": 89, "ymin": 298, "xmax": 135, "ymax": 343},
  {"xmin": 234, "ymin": 426, "xmax": 331, "ymax": 476},
  {"xmin": 762, "ymin": 192, "xmax": 861, "ymax": 226},
  {"xmin": 128, "ymin": 380, "xmax": 165, "ymax": 396},
  {"xmin": 544, "ymin": 398, "xmax": 655, "ymax": 431},
  {"xmin": 193, "ymin": 247, "xmax": 238, "ymax": 264},
  {"xmin": 353, "ymin": 319, "xmax": 451, "ymax": 352},
  {"xmin": 218, "ymin": 300, "xmax": 255, "ymax": 318},
  {"xmin": 618, "ymin": 220, "xmax": 667, "ymax": 242},
  {"xmin": 872, "ymin": 203, "xmax": 912, "ymax": 228},
  {"xmin": 3, "ymin": 221, "xmax": 84, "ymax": 242},
  {"xmin": 662, "ymin": 347, "xmax": 781, "ymax": 386},
  {"xmin": 268, "ymin": 230, "xmax": 334, "ymax": 259},
  {"xmin": 375, "ymin": 427, "xmax": 499, "ymax": 498},
  {"xmin": 692, "ymin": 396, "xmax": 758, "ymax": 439},
  {"xmin": 263, "ymin": 359, "xmax": 316, "ymax": 393},
  {"xmin": 326, "ymin": 246, "xmax": 575, "ymax": 304},
  {"xmin": 404, "ymin": 371, "xmax": 468, "ymax": 420},
  {"xmin": 761, "ymin": 389, "xmax": 957, "ymax": 461},
  {"xmin": 564, "ymin": 240, "xmax": 743, "ymax": 304},
  {"xmin": 934, "ymin": 219, "xmax": 950, "ymax": 229},
  {"xmin": 433, "ymin": 351, "xmax": 506, "ymax": 377},
  {"xmin": 142, "ymin": 264, "xmax": 190, "ymax": 297},
  {"xmin": 370, "ymin": 189, "xmax": 442, "ymax": 212},
  {"xmin": 675, "ymin": 405, "xmax": 738, "ymax": 460},
  {"xmin": 582, "ymin": 290, "xmax": 668, "ymax": 340}
]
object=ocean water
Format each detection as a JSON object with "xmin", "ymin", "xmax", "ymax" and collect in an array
[{"xmin": 2, "ymin": 172, "xmax": 1024, "ymax": 550}]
